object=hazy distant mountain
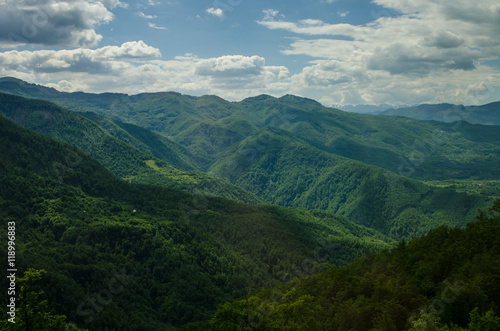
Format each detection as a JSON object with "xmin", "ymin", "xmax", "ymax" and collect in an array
[
  {"xmin": 381, "ymin": 102, "xmax": 500, "ymax": 125},
  {"xmin": 335, "ymin": 104, "xmax": 396, "ymax": 114}
]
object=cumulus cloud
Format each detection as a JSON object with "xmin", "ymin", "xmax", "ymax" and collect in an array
[
  {"xmin": 0, "ymin": 41, "xmax": 161, "ymax": 74},
  {"xmin": 299, "ymin": 61, "xmax": 352, "ymax": 86},
  {"xmin": 206, "ymin": 7, "xmax": 224, "ymax": 18},
  {"xmin": 2, "ymin": 0, "xmax": 499, "ymax": 107},
  {"xmin": 195, "ymin": 55, "xmax": 265, "ymax": 77},
  {"xmin": 93, "ymin": 41, "xmax": 162, "ymax": 60},
  {"xmin": 262, "ymin": 9, "xmax": 280, "ymax": 21},
  {"xmin": 0, "ymin": 49, "xmax": 290, "ymax": 101},
  {"xmin": 0, "ymin": 0, "xmax": 120, "ymax": 47},
  {"xmin": 420, "ymin": 31, "xmax": 464, "ymax": 49},
  {"xmin": 256, "ymin": 0, "xmax": 500, "ymax": 105}
]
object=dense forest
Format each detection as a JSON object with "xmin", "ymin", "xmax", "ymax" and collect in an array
[
  {"xmin": 1, "ymin": 88, "xmax": 498, "ymax": 241},
  {"xmin": 207, "ymin": 201, "xmax": 500, "ymax": 330},
  {"xmin": 0, "ymin": 113, "xmax": 393, "ymax": 329},
  {"xmin": 0, "ymin": 92, "xmax": 261, "ymax": 205},
  {"xmin": 0, "ymin": 79, "xmax": 499, "ymax": 330},
  {"xmin": 2, "ymin": 77, "xmax": 500, "ymax": 182}
]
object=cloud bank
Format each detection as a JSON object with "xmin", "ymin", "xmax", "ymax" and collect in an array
[
  {"xmin": 0, "ymin": 0, "xmax": 499, "ymax": 106},
  {"xmin": 0, "ymin": 0, "xmax": 123, "ymax": 47}
]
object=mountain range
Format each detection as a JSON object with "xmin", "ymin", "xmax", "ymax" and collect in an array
[
  {"xmin": 0, "ymin": 111, "xmax": 393, "ymax": 329},
  {"xmin": 380, "ymin": 102, "xmax": 500, "ymax": 126},
  {"xmin": 0, "ymin": 77, "xmax": 499, "ymax": 330},
  {"xmin": 332, "ymin": 99, "xmax": 500, "ymax": 127},
  {"xmin": 1, "ymin": 78, "xmax": 499, "ymax": 239}
]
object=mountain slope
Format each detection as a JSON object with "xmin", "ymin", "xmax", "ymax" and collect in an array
[
  {"xmin": 0, "ymin": 113, "xmax": 394, "ymax": 329},
  {"xmin": 208, "ymin": 201, "xmax": 500, "ymax": 330},
  {"xmin": 209, "ymin": 127, "xmax": 494, "ymax": 238},
  {"xmin": 1, "ymin": 78, "xmax": 499, "ymax": 182},
  {"xmin": 1, "ymin": 78, "xmax": 499, "ymax": 239},
  {"xmin": 0, "ymin": 92, "xmax": 261, "ymax": 204},
  {"xmin": 237, "ymin": 94, "xmax": 500, "ymax": 181}
]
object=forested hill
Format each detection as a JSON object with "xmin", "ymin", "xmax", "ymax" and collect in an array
[
  {"xmin": 1, "ymin": 78, "xmax": 499, "ymax": 330},
  {"xmin": 0, "ymin": 113, "xmax": 394, "ymax": 329},
  {"xmin": 1, "ymin": 77, "xmax": 500, "ymax": 182},
  {"xmin": 208, "ymin": 200, "xmax": 500, "ymax": 330},
  {"xmin": 0, "ymin": 92, "xmax": 262, "ymax": 205},
  {"xmin": 1, "ymin": 80, "xmax": 499, "ymax": 241}
]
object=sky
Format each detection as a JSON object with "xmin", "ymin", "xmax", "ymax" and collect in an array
[{"xmin": 0, "ymin": 0, "xmax": 500, "ymax": 107}]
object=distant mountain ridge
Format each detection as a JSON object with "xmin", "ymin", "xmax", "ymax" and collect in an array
[
  {"xmin": 334, "ymin": 103, "xmax": 396, "ymax": 114},
  {"xmin": 380, "ymin": 102, "xmax": 500, "ymax": 125},
  {"xmin": 2, "ymin": 77, "xmax": 499, "ymax": 180}
]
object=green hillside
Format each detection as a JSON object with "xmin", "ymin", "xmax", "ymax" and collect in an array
[
  {"xmin": 235, "ymin": 94, "xmax": 500, "ymax": 181},
  {"xmin": 0, "ymin": 92, "xmax": 261, "ymax": 204},
  {"xmin": 208, "ymin": 201, "xmax": 500, "ymax": 330},
  {"xmin": 0, "ymin": 114, "xmax": 394, "ymax": 329},
  {"xmin": 208, "ymin": 127, "xmax": 493, "ymax": 239},
  {"xmin": 1, "ymin": 79, "xmax": 498, "ymax": 239},
  {"xmin": 1, "ymin": 78, "xmax": 499, "ymax": 182}
]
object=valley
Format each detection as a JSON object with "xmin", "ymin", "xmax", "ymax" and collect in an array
[{"xmin": 0, "ymin": 78, "xmax": 499, "ymax": 330}]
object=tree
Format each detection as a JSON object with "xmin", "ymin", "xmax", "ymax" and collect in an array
[
  {"xmin": 467, "ymin": 308, "xmax": 500, "ymax": 331},
  {"xmin": 0, "ymin": 268, "xmax": 85, "ymax": 331}
]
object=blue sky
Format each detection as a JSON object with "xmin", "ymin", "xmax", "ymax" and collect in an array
[{"xmin": 1, "ymin": 0, "xmax": 500, "ymax": 107}]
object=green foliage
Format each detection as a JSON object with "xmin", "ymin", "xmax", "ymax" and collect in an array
[
  {"xmin": 1, "ymin": 78, "xmax": 500, "ymax": 330},
  {"xmin": 0, "ymin": 269, "xmax": 84, "ymax": 331},
  {"xmin": 0, "ymin": 114, "xmax": 393, "ymax": 329},
  {"xmin": 424, "ymin": 179, "xmax": 500, "ymax": 199},
  {"xmin": 209, "ymin": 201, "xmax": 500, "ymax": 330},
  {"xmin": 209, "ymin": 128, "xmax": 493, "ymax": 239},
  {"xmin": 1, "ymin": 81, "xmax": 498, "ymax": 241},
  {"xmin": 466, "ymin": 308, "xmax": 500, "ymax": 331},
  {"xmin": 0, "ymin": 92, "xmax": 261, "ymax": 204},
  {"xmin": 2, "ymin": 78, "xmax": 500, "ymax": 182}
]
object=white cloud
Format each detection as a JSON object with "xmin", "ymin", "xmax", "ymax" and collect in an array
[
  {"xmin": 195, "ymin": 55, "xmax": 265, "ymax": 77},
  {"xmin": 206, "ymin": 7, "xmax": 224, "ymax": 18},
  {"xmin": 146, "ymin": 0, "xmax": 161, "ymax": 6},
  {"xmin": 338, "ymin": 11, "xmax": 349, "ymax": 18},
  {"xmin": 138, "ymin": 12, "xmax": 157, "ymax": 19},
  {"xmin": 0, "ymin": 0, "xmax": 120, "ymax": 47},
  {"xmin": 2, "ymin": 0, "xmax": 499, "ymax": 107},
  {"xmin": 0, "ymin": 48, "xmax": 290, "ymax": 101},
  {"xmin": 256, "ymin": 0, "xmax": 500, "ymax": 106},
  {"xmin": 99, "ymin": 0, "xmax": 125, "ymax": 9},
  {"xmin": 148, "ymin": 22, "xmax": 166, "ymax": 30},
  {"xmin": 262, "ymin": 9, "xmax": 280, "ymax": 21},
  {"xmin": 93, "ymin": 41, "xmax": 162, "ymax": 59},
  {"xmin": 0, "ymin": 41, "xmax": 161, "ymax": 75}
]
